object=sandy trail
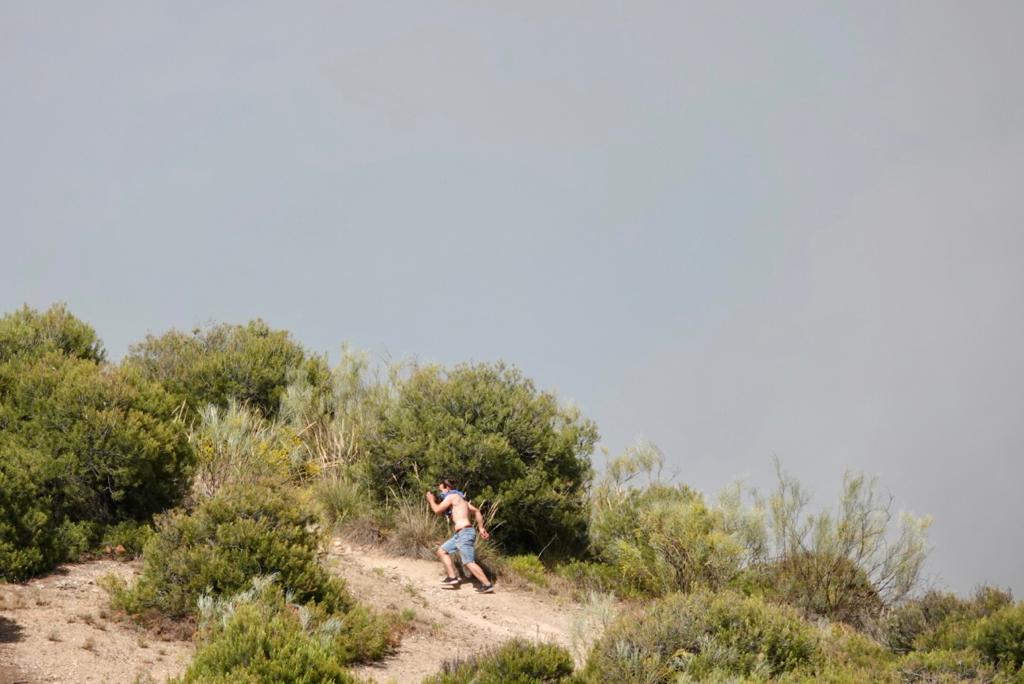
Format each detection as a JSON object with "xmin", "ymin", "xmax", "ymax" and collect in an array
[
  {"xmin": 327, "ymin": 540, "xmax": 586, "ymax": 684},
  {"xmin": 1, "ymin": 544, "xmax": 590, "ymax": 684}
]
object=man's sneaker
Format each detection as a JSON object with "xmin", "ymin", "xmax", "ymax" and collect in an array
[
  {"xmin": 440, "ymin": 576, "xmax": 461, "ymax": 587},
  {"xmin": 475, "ymin": 583, "xmax": 495, "ymax": 594}
]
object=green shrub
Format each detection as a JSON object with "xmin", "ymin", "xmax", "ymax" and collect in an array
[
  {"xmin": 98, "ymin": 520, "xmax": 155, "ymax": 557},
  {"xmin": 173, "ymin": 577, "xmax": 394, "ymax": 683},
  {"xmin": 366, "ymin": 362, "xmax": 598, "ymax": 557},
  {"xmin": 973, "ymin": 603, "xmax": 1024, "ymax": 672},
  {"xmin": 504, "ymin": 555, "xmax": 549, "ymax": 588},
  {"xmin": 588, "ymin": 444, "xmax": 744, "ymax": 597},
  {"xmin": 279, "ymin": 347, "xmax": 382, "ymax": 480},
  {"xmin": 312, "ymin": 474, "xmax": 365, "ymax": 529},
  {"xmin": 0, "ymin": 303, "xmax": 105, "ymax": 362},
  {"xmin": 124, "ymin": 319, "xmax": 309, "ymax": 419},
  {"xmin": 0, "ymin": 305, "xmax": 194, "ymax": 580},
  {"xmin": 896, "ymin": 649, "xmax": 999, "ymax": 682},
  {"xmin": 765, "ymin": 551, "xmax": 884, "ymax": 628},
  {"xmin": 188, "ymin": 401, "xmax": 295, "ymax": 498},
  {"xmin": 762, "ymin": 464, "xmax": 930, "ymax": 627},
  {"xmin": 582, "ymin": 590, "xmax": 820, "ymax": 682},
  {"xmin": 554, "ymin": 560, "xmax": 621, "ymax": 595},
  {"xmin": 108, "ymin": 484, "xmax": 350, "ymax": 619},
  {"xmin": 801, "ymin": 624, "xmax": 898, "ymax": 683},
  {"xmin": 886, "ymin": 587, "xmax": 1014, "ymax": 654},
  {"xmin": 424, "ymin": 638, "xmax": 575, "ymax": 684},
  {"xmin": 885, "ymin": 591, "xmax": 970, "ymax": 653}
]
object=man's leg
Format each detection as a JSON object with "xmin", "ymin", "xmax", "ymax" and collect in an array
[
  {"xmin": 462, "ymin": 561, "xmax": 490, "ymax": 585},
  {"xmin": 436, "ymin": 547, "xmax": 457, "ymax": 578},
  {"xmin": 456, "ymin": 529, "xmax": 493, "ymax": 592}
]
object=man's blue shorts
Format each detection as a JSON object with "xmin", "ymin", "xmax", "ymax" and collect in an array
[{"xmin": 441, "ymin": 527, "xmax": 477, "ymax": 564}]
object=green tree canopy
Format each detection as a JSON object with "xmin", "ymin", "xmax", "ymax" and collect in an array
[
  {"xmin": 366, "ymin": 362, "xmax": 598, "ymax": 556},
  {"xmin": 0, "ymin": 303, "xmax": 105, "ymax": 363},
  {"xmin": 124, "ymin": 319, "xmax": 309, "ymax": 418},
  {"xmin": 0, "ymin": 305, "xmax": 193, "ymax": 580}
]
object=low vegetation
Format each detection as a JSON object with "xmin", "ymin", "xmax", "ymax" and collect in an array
[
  {"xmin": 581, "ymin": 590, "xmax": 821, "ymax": 681},
  {"xmin": 3, "ymin": 303, "xmax": 1022, "ymax": 683},
  {"xmin": 423, "ymin": 639, "xmax": 575, "ymax": 684},
  {"xmin": 105, "ymin": 484, "xmax": 352, "ymax": 619},
  {"xmin": 172, "ymin": 577, "xmax": 393, "ymax": 683}
]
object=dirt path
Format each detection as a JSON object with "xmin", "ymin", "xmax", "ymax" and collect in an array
[
  {"xmin": 327, "ymin": 540, "xmax": 587, "ymax": 683},
  {"xmin": 0, "ymin": 561, "xmax": 192, "ymax": 684},
  {"xmin": 1, "ymin": 545, "xmax": 596, "ymax": 684}
]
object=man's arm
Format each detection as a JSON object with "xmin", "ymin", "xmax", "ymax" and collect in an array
[
  {"xmin": 425, "ymin": 491, "xmax": 454, "ymax": 515},
  {"xmin": 468, "ymin": 502, "xmax": 490, "ymax": 539}
]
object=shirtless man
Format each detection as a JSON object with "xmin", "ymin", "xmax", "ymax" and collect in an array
[{"xmin": 425, "ymin": 479, "xmax": 495, "ymax": 593}]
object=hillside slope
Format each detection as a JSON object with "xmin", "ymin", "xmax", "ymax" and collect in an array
[
  {"xmin": 327, "ymin": 540, "xmax": 587, "ymax": 683},
  {"xmin": 0, "ymin": 545, "xmax": 589, "ymax": 684}
]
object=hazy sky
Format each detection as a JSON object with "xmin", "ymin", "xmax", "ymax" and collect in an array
[{"xmin": 2, "ymin": 2, "xmax": 1022, "ymax": 594}]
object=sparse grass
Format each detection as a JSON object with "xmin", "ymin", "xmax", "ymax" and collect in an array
[
  {"xmin": 424, "ymin": 639, "xmax": 575, "ymax": 683},
  {"xmin": 385, "ymin": 498, "xmax": 447, "ymax": 560},
  {"xmin": 569, "ymin": 591, "xmax": 619, "ymax": 663},
  {"xmin": 312, "ymin": 475, "xmax": 364, "ymax": 529},
  {"xmin": 403, "ymin": 582, "xmax": 426, "ymax": 605},
  {"xmin": 1, "ymin": 592, "xmax": 27, "ymax": 610}
]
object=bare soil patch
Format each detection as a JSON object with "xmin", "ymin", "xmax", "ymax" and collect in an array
[
  {"xmin": 327, "ymin": 539, "xmax": 588, "ymax": 684},
  {"xmin": 0, "ymin": 560, "xmax": 192, "ymax": 684},
  {"xmin": 2, "ymin": 543, "xmax": 598, "ymax": 683}
]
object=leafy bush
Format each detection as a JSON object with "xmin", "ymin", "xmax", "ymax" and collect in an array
[
  {"xmin": 0, "ymin": 354, "xmax": 193, "ymax": 522},
  {"xmin": 582, "ymin": 590, "xmax": 820, "ymax": 682},
  {"xmin": 766, "ymin": 551, "xmax": 884, "ymax": 629},
  {"xmin": 0, "ymin": 436, "xmax": 61, "ymax": 578},
  {"xmin": 124, "ymin": 319, "xmax": 309, "ymax": 418},
  {"xmin": 279, "ymin": 347, "xmax": 382, "ymax": 481},
  {"xmin": 366, "ymin": 362, "xmax": 598, "ymax": 557},
  {"xmin": 973, "ymin": 603, "xmax": 1024, "ymax": 672},
  {"xmin": 424, "ymin": 638, "xmax": 575, "ymax": 684},
  {"xmin": 0, "ymin": 305, "xmax": 194, "ymax": 580},
  {"xmin": 809, "ymin": 624, "xmax": 898, "ymax": 683},
  {"xmin": 0, "ymin": 303, "xmax": 105, "ymax": 362},
  {"xmin": 311, "ymin": 474, "xmax": 365, "ymax": 529},
  {"xmin": 885, "ymin": 587, "xmax": 1014, "ymax": 654},
  {"xmin": 554, "ymin": 560, "xmax": 622, "ymax": 595},
  {"xmin": 173, "ymin": 577, "xmax": 395, "ymax": 683},
  {"xmin": 764, "ymin": 464, "xmax": 931, "ymax": 627},
  {"xmin": 504, "ymin": 555, "xmax": 549, "ymax": 588},
  {"xmin": 107, "ymin": 484, "xmax": 350, "ymax": 619},
  {"xmin": 895, "ymin": 649, "xmax": 999, "ymax": 683},
  {"xmin": 188, "ymin": 400, "xmax": 295, "ymax": 498},
  {"xmin": 98, "ymin": 520, "xmax": 155, "ymax": 557},
  {"xmin": 588, "ymin": 443, "xmax": 744, "ymax": 597}
]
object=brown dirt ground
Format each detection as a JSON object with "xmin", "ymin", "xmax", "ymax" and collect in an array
[
  {"xmin": 327, "ymin": 540, "xmax": 589, "ymax": 684},
  {"xmin": 1, "ymin": 540, "xmax": 599, "ymax": 683},
  {"xmin": 0, "ymin": 560, "xmax": 192, "ymax": 684}
]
